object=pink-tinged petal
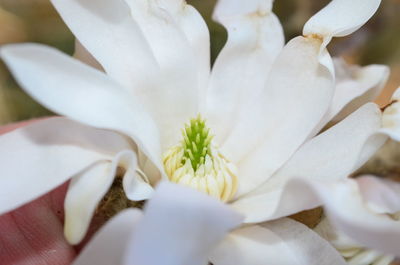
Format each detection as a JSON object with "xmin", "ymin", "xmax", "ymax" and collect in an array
[
  {"xmin": 206, "ymin": 0, "xmax": 284, "ymax": 143},
  {"xmin": 304, "ymin": 0, "xmax": 382, "ymax": 49},
  {"xmin": 210, "ymin": 219, "xmax": 346, "ymax": 265},
  {"xmin": 231, "ymin": 36, "xmax": 334, "ymax": 196},
  {"xmin": 0, "ymin": 44, "xmax": 164, "ymax": 181},
  {"xmin": 72, "ymin": 209, "xmax": 143, "ymax": 265},
  {"xmin": 232, "ymin": 103, "xmax": 385, "ymax": 223},
  {"xmin": 124, "ymin": 181, "xmax": 243, "ymax": 265},
  {"xmin": 312, "ymin": 59, "xmax": 389, "ymax": 134},
  {"xmin": 0, "ymin": 117, "xmax": 130, "ymax": 215},
  {"xmin": 356, "ymin": 176, "xmax": 400, "ymax": 215}
]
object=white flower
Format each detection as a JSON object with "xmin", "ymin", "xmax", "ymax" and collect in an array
[{"xmin": 1, "ymin": 0, "xmax": 400, "ymax": 263}]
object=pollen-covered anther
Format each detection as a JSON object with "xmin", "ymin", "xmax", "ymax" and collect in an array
[{"xmin": 163, "ymin": 116, "xmax": 238, "ymax": 202}]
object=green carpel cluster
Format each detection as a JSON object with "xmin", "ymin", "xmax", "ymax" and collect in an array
[{"xmin": 181, "ymin": 115, "xmax": 213, "ymax": 171}]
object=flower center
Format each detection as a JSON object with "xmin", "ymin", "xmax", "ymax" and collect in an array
[{"xmin": 163, "ymin": 115, "xmax": 238, "ymax": 202}]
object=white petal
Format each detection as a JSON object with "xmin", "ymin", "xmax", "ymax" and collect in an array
[
  {"xmin": 232, "ymin": 103, "xmax": 385, "ymax": 223},
  {"xmin": 356, "ymin": 175, "xmax": 400, "ymax": 214},
  {"xmin": 0, "ymin": 117, "xmax": 129, "ymax": 215},
  {"xmin": 230, "ymin": 36, "xmax": 334, "ymax": 196},
  {"xmin": 313, "ymin": 59, "xmax": 389, "ymax": 134},
  {"xmin": 123, "ymin": 0, "xmax": 204, "ymax": 148},
  {"xmin": 52, "ymin": 0, "xmax": 203, "ymax": 148},
  {"xmin": 64, "ymin": 161, "xmax": 115, "ymax": 245},
  {"xmin": 309, "ymin": 178, "xmax": 400, "ymax": 255},
  {"xmin": 303, "ymin": 0, "xmax": 381, "ymax": 48},
  {"xmin": 210, "ymin": 219, "xmax": 346, "ymax": 265},
  {"xmin": 73, "ymin": 209, "xmax": 143, "ymax": 265},
  {"xmin": 0, "ymin": 44, "xmax": 164, "ymax": 180},
  {"xmin": 124, "ymin": 181, "xmax": 243, "ymax": 265},
  {"xmin": 118, "ymin": 150, "xmax": 154, "ymax": 201},
  {"xmin": 206, "ymin": 0, "xmax": 284, "ymax": 143},
  {"xmin": 50, "ymin": 0, "xmax": 158, "ymax": 92}
]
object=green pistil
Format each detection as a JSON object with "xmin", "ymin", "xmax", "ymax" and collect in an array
[{"xmin": 182, "ymin": 115, "xmax": 213, "ymax": 171}]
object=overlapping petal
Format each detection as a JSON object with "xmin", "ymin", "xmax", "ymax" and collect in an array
[
  {"xmin": 381, "ymin": 86, "xmax": 400, "ymax": 141},
  {"xmin": 74, "ymin": 182, "xmax": 242, "ymax": 265},
  {"xmin": 125, "ymin": 181, "xmax": 243, "ymax": 265},
  {"xmin": 230, "ymin": 36, "xmax": 334, "ymax": 196},
  {"xmin": 0, "ymin": 117, "xmax": 131, "ymax": 215},
  {"xmin": 313, "ymin": 59, "xmax": 389, "ymax": 134},
  {"xmin": 207, "ymin": 0, "xmax": 284, "ymax": 142},
  {"xmin": 209, "ymin": 218, "xmax": 346, "ymax": 265},
  {"xmin": 0, "ymin": 44, "xmax": 164, "ymax": 179},
  {"xmin": 51, "ymin": 0, "xmax": 205, "ymax": 149},
  {"xmin": 73, "ymin": 209, "xmax": 143, "ymax": 265},
  {"xmin": 232, "ymin": 103, "xmax": 384, "ymax": 222}
]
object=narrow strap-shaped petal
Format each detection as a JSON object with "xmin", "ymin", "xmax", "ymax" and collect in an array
[
  {"xmin": 0, "ymin": 117, "xmax": 129, "ymax": 216},
  {"xmin": 64, "ymin": 161, "xmax": 115, "ymax": 245},
  {"xmin": 303, "ymin": 0, "xmax": 382, "ymax": 50},
  {"xmin": 124, "ymin": 182, "xmax": 243, "ymax": 265},
  {"xmin": 0, "ymin": 44, "xmax": 164, "ymax": 180},
  {"xmin": 206, "ymin": 0, "xmax": 284, "ymax": 142},
  {"xmin": 210, "ymin": 220, "xmax": 346, "ymax": 265},
  {"xmin": 73, "ymin": 209, "xmax": 143, "ymax": 265},
  {"xmin": 229, "ymin": 36, "xmax": 334, "ymax": 197},
  {"xmin": 312, "ymin": 59, "xmax": 389, "ymax": 135},
  {"xmin": 232, "ymin": 103, "xmax": 385, "ymax": 223}
]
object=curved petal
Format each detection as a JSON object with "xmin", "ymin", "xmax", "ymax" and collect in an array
[
  {"xmin": 305, "ymin": 178, "xmax": 400, "ymax": 255},
  {"xmin": 73, "ymin": 209, "xmax": 143, "ymax": 265},
  {"xmin": 303, "ymin": 0, "xmax": 382, "ymax": 49},
  {"xmin": 0, "ymin": 117, "xmax": 129, "ymax": 215},
  {"xmin": 313, "ymin": 59, "xmax": 389, "ymax": 134},
  {"xmin": 124, "ymin": 181, "xmax": 243, "ymax": 265},
  {"xmin": 206, "ymin": 0, "xmax": 284, "ymax": 143},
  {"xmin": 50, "ymin": 0, "xmax": 158, "ymax": 91},
  {"xmin": 118, "ymin": 151, "xmax": 154, "ymax": 201},
  {"xmin": 232, "ymin": 103, "xmax": 385, "ymax": 223},
  {"xmin": 64, "ymin": 161, "xmax": 115, "ymax": 245},
  {"xmin": 210, "ymin": 219, "xmax": 346, "ymax": 265},
  {"xmin": 356, "ymin": 176, "xmax": 400, "ymax": 215},
  {"xmin": 0, "ymin": 44, "xmax": 164, "ymax": 180},
  {"xmin": 230, "ymin": 36, "xmax": 334, "ymax": 196}
]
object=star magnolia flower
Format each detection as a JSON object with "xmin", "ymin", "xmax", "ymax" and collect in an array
[{"xmin": 1, "ymin": 0, "xmax": 400, "ymax": 263}]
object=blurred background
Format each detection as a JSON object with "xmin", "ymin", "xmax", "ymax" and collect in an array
[{"xmin": 0, "ymin": 0, "xmax": 399, "ymax": 125}]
